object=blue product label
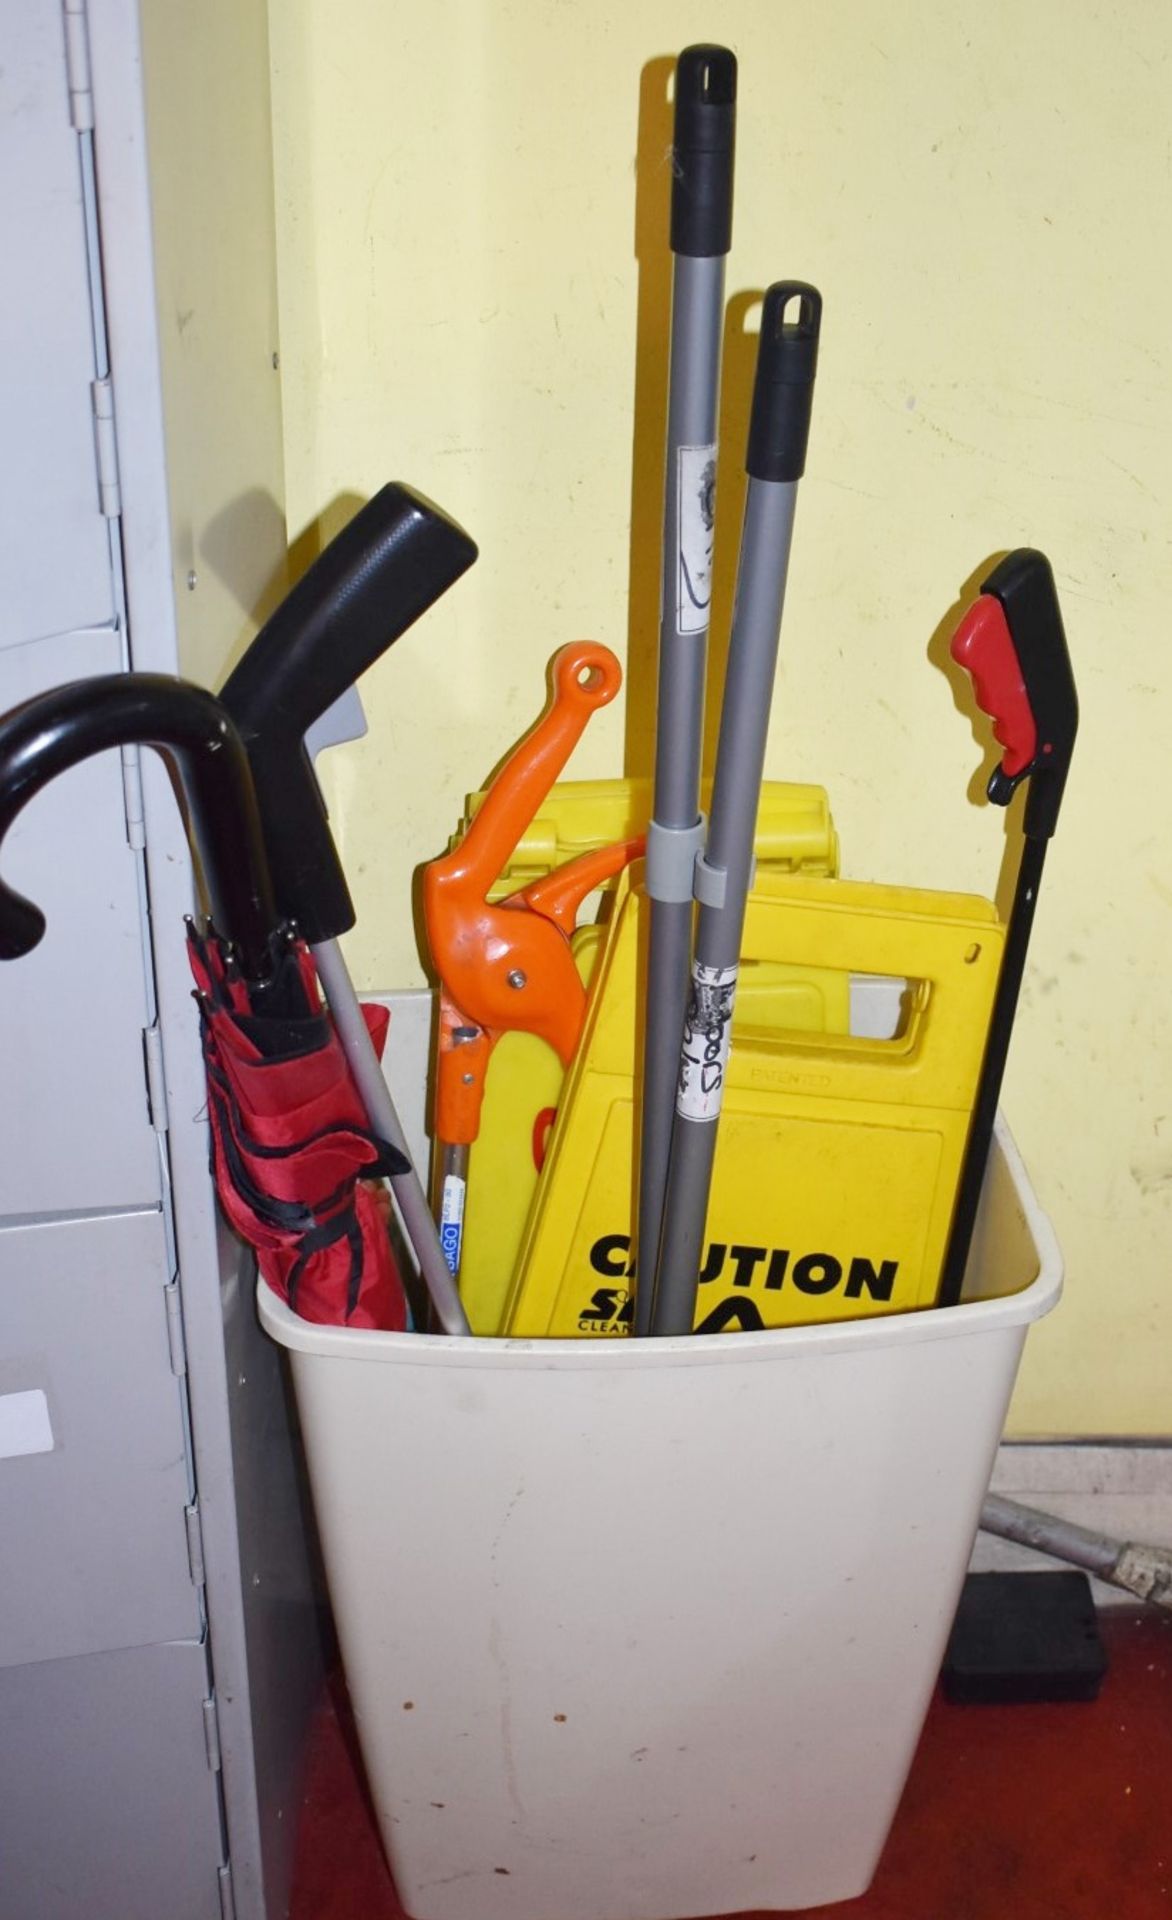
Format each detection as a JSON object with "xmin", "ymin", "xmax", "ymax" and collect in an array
[{"xmin": 439, "ymin": 1173, "xmax": 465, "ymax": 1275}]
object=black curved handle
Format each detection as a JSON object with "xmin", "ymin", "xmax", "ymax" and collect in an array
[
  {"xmin": 746, "ymin": 281, "xmax": 822, "ymax": 484},
  {"xmin": 219, "ymin": 482, "xmax": 478, "ymax": 945},
  {"xmin": 671, "ymin": 45, "xmax": 737, "ymax": 259},
  {"xmin": 0, "ymin": 675, "xmax": 276, "ymax": 976}
]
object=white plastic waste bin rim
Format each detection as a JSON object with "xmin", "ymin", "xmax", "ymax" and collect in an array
[{"xmin": 258, "ymin": 1120, "xmax": 1060, "ymax": 1367}]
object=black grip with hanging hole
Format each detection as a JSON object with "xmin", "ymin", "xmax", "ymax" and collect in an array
[
  {"xmin": 746, "ymin": 282, "xmax": 822, "ymax": 483},
  {"xmin": 670, "ymin": 45, "xmax": 737, "ymax": 258},
  {"xmin": 220, "ymin": 483, "xmax": 477, "ymax": 945}
]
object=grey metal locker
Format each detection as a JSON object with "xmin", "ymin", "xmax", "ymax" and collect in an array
[{"xmin": 0, "ymin": 1, "xmax": 323, "ymax": 1915}]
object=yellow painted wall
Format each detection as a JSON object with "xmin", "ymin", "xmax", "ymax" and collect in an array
[{"xmin": 268, "ymin": 1, "xmax": 1172, "ymax": 1435}]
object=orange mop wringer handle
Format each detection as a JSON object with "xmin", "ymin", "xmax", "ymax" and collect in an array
[{"xmin": 423, "ymin": 641, "xmax": 639, "ymax": 1149}]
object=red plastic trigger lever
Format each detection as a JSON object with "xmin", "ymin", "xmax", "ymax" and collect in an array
[{"xmin": 951, "ymin": 594, "xmax": 1037, "ymax": 779}]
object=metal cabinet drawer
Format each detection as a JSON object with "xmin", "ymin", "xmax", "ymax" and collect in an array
[
  {"xmin": 0, "ymin": 1207, "xmax": 201, "ymax": 1668},
  {"xmin": 0, "ymin": 626, "xmax": 164, "ymax": 1219},
  {"xmin": 0, "ymin": 1638, "xmax": 223, "ymax": 1920},
  {"xmin": 0, "ymin": 0, "xmax": 117, "ymax": 648}
]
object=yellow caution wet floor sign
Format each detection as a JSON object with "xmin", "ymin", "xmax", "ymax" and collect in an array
[{"xmin": 502, "ymin": 868, "xmax": 1005, "ymax": 1336}]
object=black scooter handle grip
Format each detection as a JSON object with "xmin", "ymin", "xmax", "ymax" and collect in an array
[{"xmin": 219, "ymin": 483, "xmax": 477, "ymax": 946}]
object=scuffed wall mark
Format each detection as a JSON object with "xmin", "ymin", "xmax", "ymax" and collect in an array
[{"xmin": 1130, "ymin": 1157, "xmax": 1172, "ymax": 1196}]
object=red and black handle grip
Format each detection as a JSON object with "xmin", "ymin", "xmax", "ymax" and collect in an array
[
  {"xmin": 937, "ymin": 549, "xmax": 1077, "ymax": 1307},
  {"xmin": 950, "ymin": 549, "xmax": 1078, "ymax": 841}
]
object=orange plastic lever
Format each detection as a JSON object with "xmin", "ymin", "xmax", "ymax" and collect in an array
[
  {"xmin": 434, "ymin": 994, "xmax": 493, "ymax": 1148},
  {"xmin": 424, "ymin": 641, "xmax": 622, "ymax": 1061},
  {"xmin": 515, "ymin": 835, "xmax": 645, "ymax": 937},
  {"xmin": 424, "ymin": 641, "xmax": 629, "ymax": 1147},
  {"xmin": 431, "ymin": 837, "xmax": 643, "ymax": 1148}
]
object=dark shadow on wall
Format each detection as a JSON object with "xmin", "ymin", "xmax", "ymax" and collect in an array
[
  {"xmin": 700, "ymin": 289, "xmax": 766, "ymax": 780},
  {"xmin": 622, "ymin": 54, "xmax": 674, "ymax": 782},
  {"xmin": 164, "ymin": 490, "xmax": 369, "ymax": 921},
  {"xmin": 203, "ymin": 489, "xmax": 368, "ymax": 685}
]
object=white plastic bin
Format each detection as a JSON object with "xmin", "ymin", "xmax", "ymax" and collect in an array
[{"xmin": 259, "ymin": 1118, "xmax": 1060, "ymax": 1920}]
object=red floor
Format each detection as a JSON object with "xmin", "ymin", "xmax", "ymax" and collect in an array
[{"xmin": 291, "ymin": 1609, "xmax": 1172, "ymax": 1920}]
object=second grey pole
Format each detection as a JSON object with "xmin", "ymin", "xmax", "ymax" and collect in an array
[{"xmin": 650, "ymin": 283, "xmax": 822, "ymax": 1337}]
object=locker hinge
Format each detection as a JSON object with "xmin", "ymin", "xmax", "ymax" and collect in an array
[
  {"xmin": 217, "ymin": 1863, "xmax": 237, "ymax": 1920},
  {"xmin": 142, "ymin": 1024, "xmax": 169, "ymax": 1132},
  {"xmin": 90, "ymin": 377, "xmax": 122, "ymax": 517},
  {"xmin": 184, "ymin": 1501, "xmax": 206, "ymax": 1588},
  {"xmin": 202, "ymin": 1695, "xmax": 223, "ymax": 1774},
  {"xmin": 121, "ymin": 744, "xmax": 146, "ymax": 849},
  {"xmin": 164, "ymin": 1280, "xmax": 188, "ymax": 1376},
  {"xmin": 63, "ymin": 0, "xmax": 95, "ymax": 131}
]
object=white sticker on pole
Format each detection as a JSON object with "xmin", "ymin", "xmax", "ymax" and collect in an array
[
  {"xmin": 439, "ymin": 1174, "xmax": 465, "ymax": 1276},
  {"xmin": 677, "ymin": 444, "xmax": 717, "ymax": 633},
  {"xmin": 676, "ymin": 962, "xmax": 738, "ymax": 1121}
]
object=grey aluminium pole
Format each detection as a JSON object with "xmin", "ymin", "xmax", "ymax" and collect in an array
[
  {"xmin": 304, "ymin": 697, "xmax": 472, "ymax": 1334},
  {"xmin": 633, "ymin": 45, "xmax": 736, "ymax": 1336},
  {"xmin": 650, "ymin": 283, "xmax": 822, "ymax": 1337},
  {"xmin": 311, "ymin": 939, "xmax": 471, "ymax": 1335}
]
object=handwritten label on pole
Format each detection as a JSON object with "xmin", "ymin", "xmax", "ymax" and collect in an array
[
  {"xmin": 677, "ymin": 444, "xmax": 716, "ymax": 634},
  {"xmin": 676, "ymin": 961, "xmax": 738, "ymax": 1122}
]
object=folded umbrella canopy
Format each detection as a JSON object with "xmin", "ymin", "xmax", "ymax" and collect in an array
[
  {"xmin": 0, "ymin": 672, "xmax": 408, "ymax": 1329},
  {"xmin": 186, "ymin": 920, "xmax": 408, "ymax": 1329}
]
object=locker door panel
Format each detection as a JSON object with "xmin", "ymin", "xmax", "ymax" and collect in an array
[
  {"xmin": 0, "ymin": 1639, "xmax": 223, "ymax": 1920},
  {"xmin": 0, "ymin": 0, "xmax": 117, "ymax": 646},
  {"xmin": 0, "ymin": 626, "xmax": 164, "ymax": 1218},
  {"xmin": 0, "ymin": 1208, "xmax": 201, "ymax": 1669}
]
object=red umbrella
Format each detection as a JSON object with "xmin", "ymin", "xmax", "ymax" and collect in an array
[
  {"xmin": 187, "ymin": 920, "xmax": 407, "ymax": 1329},
  {"xmin": 0, "ymin": 673, "xmax": 408, "ymax": 1330}
]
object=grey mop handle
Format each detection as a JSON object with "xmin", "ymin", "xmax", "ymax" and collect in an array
[
  {"xmin": 981, "ymin": 1494, "xmax": 1172, "ymax": 1612},
  {"xmin": 312, "ymin": 938, "xmax": 472, "ymax": 1335},
  {"xmin": 650, "ymin": 283, "xmax": 822, "ymax": 1337},
  {"xmin": 635, "ymin": 46, "xmax": 736, "ymax": 1337}
]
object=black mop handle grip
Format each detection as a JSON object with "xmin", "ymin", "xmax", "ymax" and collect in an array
[
  {"xmin": 746, "ymin": 282, "xmax": 822, "ymax": 483},
  {"xmin": 670, "ymin": 45, "xmax": 737, "ymax": 258},
  {"xmin": 220, "ymin": 483, "xmax": 477, "ymax": 945},
  {"xmin": 0, "ymin": 675, "xmax": 276, "ymax": 975}
]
